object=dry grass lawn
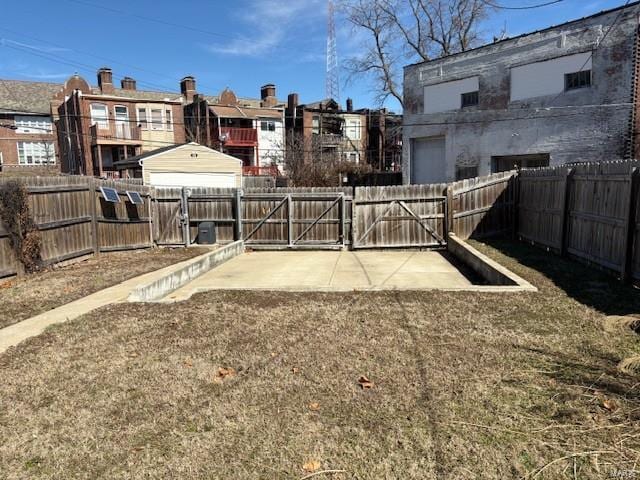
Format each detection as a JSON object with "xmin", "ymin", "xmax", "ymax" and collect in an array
[
  {"xmin": 0, "ymin": 247, "xmax": 208, "ymax": 329},
  {"xmin": 0, "ymin": 239, "xmax": 639, "ymax": 479}
]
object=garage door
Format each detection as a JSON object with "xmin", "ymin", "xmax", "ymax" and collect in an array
[
  {"xmin": 411, "ymin": 137, "xmax": 446, "ymax": 184},
  {"xmin": 149, "ymin": 172, "xmax": 236, "ymax": 188}
]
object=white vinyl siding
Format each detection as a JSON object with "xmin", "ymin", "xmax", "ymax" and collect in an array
[
  {"xmin": 424, "ymin": 76, "xmax": 479, "ymax": 114},
  {"xmin": 17, "ymin": 141, "xmax": 55, "ymax": 165},
  {"xmin": 14, "ymin": 115, "xmax": 53, "ymax": 134},
  {"xmin": 510, "ymin": 52, "xmax": 593, "ymax": 101}
]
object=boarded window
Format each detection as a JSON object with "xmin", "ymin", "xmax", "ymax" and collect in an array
[{"xmin": 150, "ymin": 109, "xmax": 163, "ymax": 130}]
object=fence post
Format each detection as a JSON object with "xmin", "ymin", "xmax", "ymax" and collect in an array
[
  {"xmin": 287, "ymin": 194, "xmax": 293, "ymax": 247},
  {"xmin": 621, "ymin": 167, "xmax": 639, "ymax": 282},
  {"xmin": 234, "ymin": 188, "xmax": 243, "ymax": 241},
  {"xmin": 180, "ymin": 187, "xmax": 190, "ymax": 247},
  {"xmin": 512, "ymin": 173, "xmax": 519, "ymax": 240},
  {"xmin": 445, "ymin": 185, "xmax": 454, "ymax": 236},
  {"xmin": 559, "ymin": 168, "xmax": 575, "ymax": 257},
  {"xmin": 340, "ymin": 193, "xmax": 346, "ymax": 247},
  {"xmin": 90, "ymin": 177, "xmax": 100, "ymax": 255}
]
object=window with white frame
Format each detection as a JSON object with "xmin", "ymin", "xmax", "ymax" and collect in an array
[
  {"xmin": 90, "ymin": 103, "xmax": 108, "ymax": 128},
  {"xmin": 14, "ymin": 115, "xmax": 53, "ymax": 134},
  {"xmin": 165, "ymin": 108, "xmax": 173, "ymax": 131},
  {"xmin": 260, "ymin": 120, "xmax": 276, "ymax": 132},
  {"xmin": 17, "ymin": 141, "xmax": 55, "ymax": 165},
  {"xmin": 150, "ymin": 109, "xmax": 163, "ymax": 131},
  {"xmin": 312, "ymin": 116, "xmax": 320, "ymax": 134},
  {"xmin": 346, "ymin": 120, "xmax": 361, "ymax": 140},
  {"xmin": 137, "ymin": 107, "xmax": 148, "ymax": 129}
]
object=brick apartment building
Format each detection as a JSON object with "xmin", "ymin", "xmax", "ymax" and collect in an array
[
  {"xmin": 285, "ymin": 94, "xmax": 402, "ymax": 169},
  {"xmin": 56, "ymin": 68, "xmax": 186, "ymax": 177},
  {"xmin": 403, "ymin": 1, "xmax": 640, "ymax": 184},
  {"xmin": 0, "ymin": 80, "xmax": 62, "ymax": 174},
  {"xmin": 183, "ymin": 79, "xmax": 285, "ymax": 172}
]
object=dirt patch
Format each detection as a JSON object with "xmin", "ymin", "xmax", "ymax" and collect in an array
[
  {"xmin": 0, "ymin": 247, "xmax": 208, "ymax": 329},
  {"xmin": 0, "ymin": 239, "xmax": 639, "ymax": 479}
]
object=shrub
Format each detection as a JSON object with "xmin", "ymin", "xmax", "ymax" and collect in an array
[{"xmin": 0, "ymin": 181, "xmax": 41, "ymax": 273}]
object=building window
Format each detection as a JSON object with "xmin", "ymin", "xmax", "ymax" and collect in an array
[
  {"xmin": 14, "ymin": 115, "xmax": 53, "ymax": 134},
  {"xmin": 565, "ymin": 70, "xmax": 591, "ymax": 91},
  {"xmin": 90, "ymin": 103, "xmax": 108, "ymax": 129},
  {"xmin": 150, "ymin": 109, "xmax": 163, "ymax": 131},
  {"xmin": 261, "ymin": 120, "xmax": 276, "ymax": 132},
  {"xmin": 312, "ymin": 116, "xmax": 320, "ymax": 134},
  {"xmin": 165, "ymin": 109, "xmax": 173, "ymax": 131},
  {"xmin": 346, "ymin": 120, "xmax": 361, "ymax": 140},
  {"xmin": 17, "ymin": 141, "xmax": 55, "ymax": 165},
  {"xmin": 348, "ymin": 152, "xmax": 359, "ymax": 163},
  {"xmin": 461, "ymin": 91, "xmax": 479, "ymax": 108},
  {"xmin": 137, "ymin": 108, "xmax": 148, "ymax": 129},
  {"xmin": 456, "ymin": 165, "xmax": 478, "ymax": 180}
]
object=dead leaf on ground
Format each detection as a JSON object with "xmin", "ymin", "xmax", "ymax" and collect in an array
[
  {"xmin": 214, "ymin": 367, "xmax": 236, "ymax": 383},
  {"xmin": 183, "ymin": 358, "xmax": 193, "ymax": 368},
  {"xmin": 0, "ymin": 280, "xmax": 14, "ymax": 289},
  {"xmin": 291, "ymin": 367, "xmax": 300, "ymax": 374},
  {"xmin": 358, "ymin": 375, "xmax": 374, "ymax": 389},
  {"xmin": 601, "ymin": 398, "xmax": 618, "ymax": 412},
  {"xmin": 302, "ymin": 460, "xmax": 321, "ymax": 472},
  {"xmin": 309, "ymin": 402, "xmax": 320, "ymax": 411}
]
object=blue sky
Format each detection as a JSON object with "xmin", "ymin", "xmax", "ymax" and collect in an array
[{"xmin": 0, "ymin": 0, "xmax": 629, "ymax": 113}]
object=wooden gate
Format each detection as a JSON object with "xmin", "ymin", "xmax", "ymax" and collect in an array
[
  {"xmin": 153, "ymin": 187, "xmax": 186, "ymax": 246},
  {"xmin": 242, "ymin": 192, "xmax": 347, "ymax": 248},
  {"xmin": 352, "ymin": 184, "xmax": 447, "ymax": 249}
]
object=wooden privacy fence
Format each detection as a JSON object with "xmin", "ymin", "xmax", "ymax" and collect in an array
[
  {"xmin": 0, "ymin": 176, "xmax": 153, "ymax": 278},
  {"xmin": 153, "ymin": 187, "xmax": 353, "ymax": 249},
  {"xmin": 352, "ymin": 184, "xmax": 448, "ymax": 248},
  {"xmin": 518, "ymin": 160, "xmax": 640, "ymax": 281}
]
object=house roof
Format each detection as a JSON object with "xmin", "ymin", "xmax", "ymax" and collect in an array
[
  {"xmin": 114, "ymin": 142, "xmax": 243, "ymax": 168},
  {"xmin": 210, "ymin": 104, "xmax": 283, "ymax": 119},
  {"xmin": 203, "ymin": 95, "xmax": 285, "ymax": 109},
  {"xmin": 90, "ymin": 87, "xmax": 183, "ymax": 102},
  {"xmin": 0, "ymin": 79, "xmax": 62, "ymax": 115},
  {"xmin": 406, "ymin": 0, "xmax": 640, "ymax": 69}
]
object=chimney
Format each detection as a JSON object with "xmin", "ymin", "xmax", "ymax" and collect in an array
[
  {"xmin": 261, "ymin": 83, "xmax": 277, "ymax": 107},
  {"xmin": 346, "ymin": 98, "xmax": 353, "ymax": 112},
  {"xmin": 121, "ymin": 76, "xmax": 137, "ymax": 91},
  {"xmin": 97, "ymin": 67, "xmax": 114, "ymax": 94},
  {"xmin": 287, "ymin": 93, "xmax": 299, "ymax": 111},
  {"xmin": 180, "ymin": 76, "xmax": 196, "ymax": 103}
]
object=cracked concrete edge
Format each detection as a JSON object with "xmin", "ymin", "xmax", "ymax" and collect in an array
[
  {"xmin": 447, "ymin": 233, "xmax": 537, "ymax": 292},
  {"xmin": 127, "ymin": 241, "xmax": 245, "ymax": 302}
]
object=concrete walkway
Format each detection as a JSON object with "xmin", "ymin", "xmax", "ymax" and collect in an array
[
  {"xmin": 0, "ymin": 250, "xmax": 218, "ymax": 354},
  {"xmin": 164, "ymin": 250, "xmax": 475, "ymax": 301}
]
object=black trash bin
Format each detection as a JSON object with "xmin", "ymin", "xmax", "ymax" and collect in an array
[{"xmin": 198, "ymin": 222, "xmax": 216, "ymax": 244}]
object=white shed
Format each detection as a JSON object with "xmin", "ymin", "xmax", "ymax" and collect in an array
[{"xmin": 115, "ymin": 142, "xmax": 243, "ymax": 188}]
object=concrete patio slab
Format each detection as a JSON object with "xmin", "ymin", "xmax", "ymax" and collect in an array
[{"xmin": 163, "ymin": 250, "xmax": 477, "ymax": 300}]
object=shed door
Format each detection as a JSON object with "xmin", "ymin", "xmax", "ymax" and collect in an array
[
  {"xmin": 411, "ymin": 137, "xmax": 446, "ymax": 184},
  {"xmin": 149, "ymin": 172, "xmax": 236, "ymax": 188}
]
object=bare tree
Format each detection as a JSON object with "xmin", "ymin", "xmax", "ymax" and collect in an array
[{"xmin": 342, "ymin": 0, "xmax": 491, "ymax": 107}]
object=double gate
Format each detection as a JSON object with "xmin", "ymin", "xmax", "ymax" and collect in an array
[{"xmin": 154, "ymin": 188, "xmax": 350, "ymax": 249}]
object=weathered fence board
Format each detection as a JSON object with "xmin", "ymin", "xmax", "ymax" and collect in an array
[
  {"xmin": 0, "ymin": 176, "xmax": 152, "ymax": 278},
  {"xmin": 450, "ymin": 171, "xmax": 517, "ymax": 240},
  {"xmin": 352, "ymin": 184, "xmax": 447, "ymax": 248}
]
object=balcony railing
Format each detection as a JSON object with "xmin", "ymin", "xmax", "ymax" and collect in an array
[
  {"xmin": 90, "ymin": 123, "xmax": 142, "ymax": 144},
  {"xmin": 243, "ymin": 165, "xmax": 280, "ymax": 176},
  {"xmin": 313, "ymin": 132, "xmax": 343, "ymax": 146},
  {"xmin": 219, "ymin": 127, "xmax": 257, "ymax": 147}
]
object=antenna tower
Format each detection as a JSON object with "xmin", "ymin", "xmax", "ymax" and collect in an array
[{"xmin": 326, "ymin": 0, "xmax": 340, "ymax": 102}]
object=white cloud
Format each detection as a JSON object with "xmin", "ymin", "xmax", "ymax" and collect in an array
[{"xmin": 206, "ymin": 0, "xmax": 324, "ymax": 58}]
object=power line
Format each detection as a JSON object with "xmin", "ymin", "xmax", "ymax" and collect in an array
[{"xmin": 480, "ymin": 0, "xmax": 563, "ymax": 10}]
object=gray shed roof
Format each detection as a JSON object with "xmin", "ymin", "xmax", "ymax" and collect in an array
[{"xmin": 0, "ymin": 79, "xmax": 62, "ymax": 115}]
